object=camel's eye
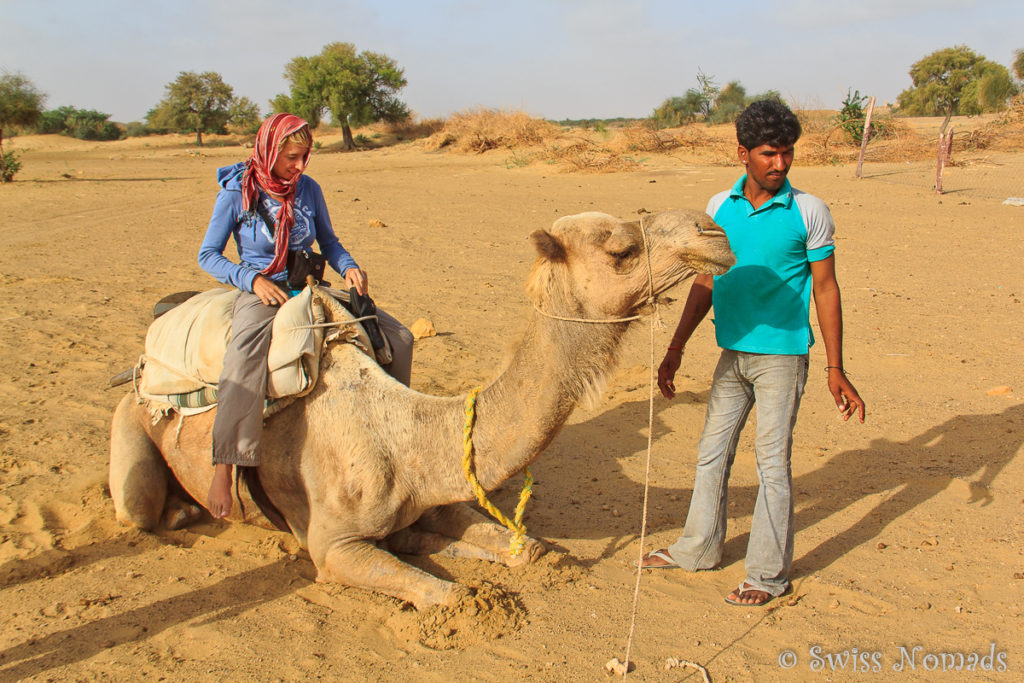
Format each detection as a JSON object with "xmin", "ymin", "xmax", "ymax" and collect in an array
[{"xmin": 608, "ymin": 245, "xmax": 638, "ymax": 264}]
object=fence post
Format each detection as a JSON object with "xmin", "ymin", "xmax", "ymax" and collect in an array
[{"xmin": 855, "ymin": 96, "xmax": 875, "ymax": 179}]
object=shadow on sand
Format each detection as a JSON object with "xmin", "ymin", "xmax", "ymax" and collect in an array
[{"xmin": 503, "ymin": 397, "xmax": 1022, "ymax": 576}]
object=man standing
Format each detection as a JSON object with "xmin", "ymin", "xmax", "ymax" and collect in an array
[{"xmin": 639, "ymin": 100, "xmax": 865, "ymax": 607}]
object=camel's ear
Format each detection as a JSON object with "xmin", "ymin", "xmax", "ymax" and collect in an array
[{"xmin": 530, "ymin": 229, "xmax": 567, "ymax": 262}]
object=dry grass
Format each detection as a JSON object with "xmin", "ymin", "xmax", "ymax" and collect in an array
[
  {"xmin": 372, "ymin": 117, "xmax": 446, "ymax": 140},
  {"xmin": 610, "ymin": 124, "xmax": 682, "ymax": 154},
  {"xmin": 976, "ymin": 95, "xmax": 1024, "ymax": 152},
  {"xmin": 548, "ymin": 139, "xmax": 640, "ymax": 172},
  {"xmin": 421, "ymin": 104, "xmax": 1024, "ymax": 172},
  {"xmin": 423, "ymin": 108, "xmax": 559, "ymax": 153}
]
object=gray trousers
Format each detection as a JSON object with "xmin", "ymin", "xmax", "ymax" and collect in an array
[
  {"xmin": 211, "ymin": 291, "xmax": 414, "ymax": 466},
  {"xmin": 666, "ymin": 350, "xmax": 808, "ymax": 597}
]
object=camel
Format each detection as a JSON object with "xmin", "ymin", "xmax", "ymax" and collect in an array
[{"xmin": 109, "ymin": 209, "xmax": 734, "ymax": 609}]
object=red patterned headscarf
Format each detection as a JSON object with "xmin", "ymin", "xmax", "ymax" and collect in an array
[{"xmin": 241, "ymin": 113, "xmax": 313, "ymax": 276}]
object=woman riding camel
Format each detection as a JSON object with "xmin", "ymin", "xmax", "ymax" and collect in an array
[{"xmin": 197, "ymin": 112, "xmax": 412, "ymax": 518}]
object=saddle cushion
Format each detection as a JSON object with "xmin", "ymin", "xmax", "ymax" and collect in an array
[{"xmin": 138, "ymin": 287, "xmax": 368, "ymax": 406}]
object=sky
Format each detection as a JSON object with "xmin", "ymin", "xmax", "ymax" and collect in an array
[{"xmin": 2, "ymin": 0, "xmax": 1020, "ymax": 124}]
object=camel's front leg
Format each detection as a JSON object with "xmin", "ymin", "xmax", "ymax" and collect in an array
[
  {"xmin": 417, "ymin": 503, "xmax": 546, "ymax": 567},
  {"xmin": 383, "ymin": 526, "xmax": 507, "ymax": 562},
  {"xmin": 310, "ymin": 533, "xmax": 469, "ymax": 610}
]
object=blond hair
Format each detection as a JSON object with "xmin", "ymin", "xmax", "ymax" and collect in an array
[{"xmin": 281, "ymin": 125, "xmax": 312, "ymax": 149}]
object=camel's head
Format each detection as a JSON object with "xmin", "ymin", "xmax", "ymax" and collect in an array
[{"xmin": 526, "ymin": 209, "xmax": 734, "ymax": 319}]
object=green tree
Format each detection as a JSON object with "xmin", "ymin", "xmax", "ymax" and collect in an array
[
  {"xmin": 278, "ymin": 42, "xmax": 410, "ymax": 149},
  {"xmin": 227, "ymin": 96, "xmax": 262, "ymax": 134},
  {"xmin": 269, "ymin": 93, "xmax": 295, "ymax": 115},
  {"xmin": 147, "ymin": 71, "xmax": 235, "ymax": 145},
  {"xmin": 0, "ymin": 73, "xmax": 46, "ymax": 181},
  {"xmin": 708, "ymin": 81, "xmax": 746, "ymax": 124},
  {"xmin": 896, "ymin": 46, "xmax": 1015, "ymax": 132},
  {"xmin": 961, "ymin": 61, "xmax": 1018, "ymax": 113},
  {"xmin": 1013, "ymin": 49, "xmax": 1024, "ymax": 81}
]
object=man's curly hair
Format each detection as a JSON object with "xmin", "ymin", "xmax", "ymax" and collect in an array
[{"xmin": 736, "ymin": 99, "xmax": 801, "ymax": 150}]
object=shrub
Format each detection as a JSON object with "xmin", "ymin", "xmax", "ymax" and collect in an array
[
  {"xmin": 1, "ymin": 149, "xmax": 21, "ymax": 182},
  {"xmin": 123, "ymin": 121, "xmax": 152, "ymax": 137},
  {"xmin": 834, "ymin": 89, "xmax": 894, "ymax": 145},
  {"xmin": 35, "ymin": 106, "xmax": 121, "ymax": 140},
  {"xmin": 836, "ymin": 89, "xmax": 869, "ymax": 143}
]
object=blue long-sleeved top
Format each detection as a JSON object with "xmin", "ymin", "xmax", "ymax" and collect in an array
[{"xmin": 197, "ymin": 162, "xmax": 358, "ymax": 292}]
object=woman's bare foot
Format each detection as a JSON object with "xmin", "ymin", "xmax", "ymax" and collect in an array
[{"xmin": 207, "ymin": 463, "xmax": 234, "ymax": 518}]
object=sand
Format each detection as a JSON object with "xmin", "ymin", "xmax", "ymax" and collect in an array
[{"xmin": 1, "ymin": 127, "xmax": 1022, "ymax": 681}]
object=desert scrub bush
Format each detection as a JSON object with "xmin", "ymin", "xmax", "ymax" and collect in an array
[
  {"xmin": 672, "ymin": 125, "xmax": 712, "ymax": 150},
  {"xmin": 834, "ymin": 89, "xmax": 893, "ymax": 144},
  {"xmin": 424, "ymin": 108, "xmax": 558, "ymax": 153},
  {"xmin": 549, "ymin": 139, "xmax": 639, "ymax": 172},
  {"xmin": 614, "ymin": 124, "xmax": 683, "ymax": 153},
  {"xmin": 1, "ymin": 149, "xmax": 21, "ymax": 182},
  {"xmin": 36, "ymin": 106, "xmax": 121, "ymax": 140},
  {"xmin": 380, "ymin": 117, "xmax": 445, "ymax": 139},
  {"xmin": 123, "ymin": 121, "xmax": 154, "ymax": 137}
]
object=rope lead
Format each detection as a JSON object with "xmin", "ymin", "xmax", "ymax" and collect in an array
[{"xmin": 461, "ymin": 386, "xmax": 533, "ymax": 557}]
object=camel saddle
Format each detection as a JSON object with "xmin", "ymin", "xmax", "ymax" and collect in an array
[{"xmin": 135, "ymin": 286, "xmax": 381, "ymax": 416}]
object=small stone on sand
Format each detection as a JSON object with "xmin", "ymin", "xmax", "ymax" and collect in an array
[{"xmin": 410, "ymin": 318, "xmax": 436, "ymax": 339}]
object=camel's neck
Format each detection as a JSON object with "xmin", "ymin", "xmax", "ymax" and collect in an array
[{"xmin": 466, "ymin": 312, "xmax": 627, "ymax": 489}]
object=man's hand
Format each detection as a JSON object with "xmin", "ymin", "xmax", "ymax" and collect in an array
[
  {"xmin": 828, "ymin": 369, "xmax": 866, "ymax": 422},
  {"xmin": 658, "ymin": 348, "xmax": 684, "ymax": 399},
  {"xmin": 253, "ymin": 274, "xmax": 289, "ymax": 306},
  {"xmin": 345, "ymin": 267, "xmax": 368, "ymax": 296}
]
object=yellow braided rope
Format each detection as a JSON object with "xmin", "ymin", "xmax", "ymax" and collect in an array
[{"xmin": 462, "ymin": 386, "xmax": 533, "ymax": 557}]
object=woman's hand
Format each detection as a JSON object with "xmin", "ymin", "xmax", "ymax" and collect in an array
[
  {"xmin": 345, "ymin": 267, "xmax": 369, "ymax": 296},
  {"xmin": 253, "ymin": 274, "xmax": 289, "ymax": 306}
]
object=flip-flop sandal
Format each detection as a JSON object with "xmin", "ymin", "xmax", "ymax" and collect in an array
[
  {"xmin": 635, "ymin": 549, "xmax": 681, "ymax": 569},
  {"xmin": 724, "ymin": 583, "xmax": 788, "ymax": 607}
]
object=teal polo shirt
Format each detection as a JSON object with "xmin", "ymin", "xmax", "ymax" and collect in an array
[{"xmin": 705, "ymin": 176, "xmax": 835, "ymax": 355}]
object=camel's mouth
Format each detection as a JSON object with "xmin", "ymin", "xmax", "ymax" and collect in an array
[
  {"xmin": 677, "ymin": 249, "xmax": 736, "ymax": 277},
  {"xmin": 691, "ymin": 257, "xmax": 735, "ymax": 275}
]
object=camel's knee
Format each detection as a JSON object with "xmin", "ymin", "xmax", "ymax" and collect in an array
[
  {"xmin": 162, "ymin": 494, "xmax": 204, "ymax": 530},
  {"xmin": 504, "ymin": 536, "xmax": 547, "ymax": 567},
  {"xmin": 109, "ymin": 395, "xmax": 167, "ymax": 530}
]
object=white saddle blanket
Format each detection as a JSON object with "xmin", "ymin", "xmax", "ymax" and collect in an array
[{"xmin": 138, "ymin": 287, "xmax": 372, "ymax": 405}]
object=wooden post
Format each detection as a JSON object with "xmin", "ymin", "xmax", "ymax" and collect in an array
[{"xmin": 855, "ymin": 96, "xmax": 875, "ymax": 179}]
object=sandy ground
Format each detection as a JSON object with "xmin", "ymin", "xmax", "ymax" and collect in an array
[{"xmin": 1, "ymin": 129, "xmax": 1022, "ymax": 681}]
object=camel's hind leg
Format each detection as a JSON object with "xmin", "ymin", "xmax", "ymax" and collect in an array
[{"xmin": 109, "ymin": 394, "xmax": 168, "ymax": 530}]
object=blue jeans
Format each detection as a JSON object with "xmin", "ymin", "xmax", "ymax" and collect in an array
[{"xmin": 667, "ymin": 349, "xmax": 808, "ymax": 596}]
